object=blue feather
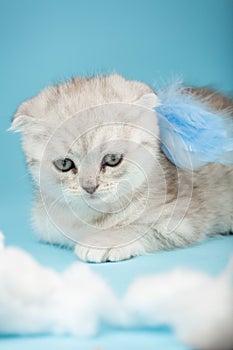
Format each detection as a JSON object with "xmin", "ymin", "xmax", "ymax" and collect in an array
[{"xmin": 155, "ymin": 83, "xmax": 233, "ymax": 169}]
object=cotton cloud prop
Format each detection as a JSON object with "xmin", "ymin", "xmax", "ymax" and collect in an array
[{"xmin": 0, "ymin": 231, "xmax": 232, "ymax": 350}]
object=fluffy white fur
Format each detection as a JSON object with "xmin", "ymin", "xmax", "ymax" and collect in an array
[
  {"xmin": 10, "ymin": 74, "xmax": 233, "ymax": 262},
  {"xmin": 0, "ymin": 232, "xmax": 232, "ymax": 350}
]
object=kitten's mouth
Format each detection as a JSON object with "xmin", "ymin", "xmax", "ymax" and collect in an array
[
  {"xmin": 88, "ymin": 193, "xmax": 97, "ymax": 199},
  {"xmin": 83, "ymin": 191, "xmax": 118, "ymax": 204},
  {"xmin": 81, "ymin": 191, "xmax": 97, "ymax": 199}
]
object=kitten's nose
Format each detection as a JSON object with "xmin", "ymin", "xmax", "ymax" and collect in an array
[{"xmin": 82, "ymin": 185, "xmax": 99, "ymax": 194}]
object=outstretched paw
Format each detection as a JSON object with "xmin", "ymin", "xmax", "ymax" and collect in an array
[{"xmin": 75, "ymin": 243, "xmax": 138, "ymax": 263}]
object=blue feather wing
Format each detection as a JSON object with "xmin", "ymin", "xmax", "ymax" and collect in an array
[{"xmin": 155, "ymin": 84, "xmax": 233, "ymax": 169}]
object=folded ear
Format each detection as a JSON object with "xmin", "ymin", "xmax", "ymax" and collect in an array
[
  {"xmin": 8, "ymin": 114, "xmax": 35, "ymax": 132},
  {"xmin": 134, "ymin": 92, "xmax": 160, "ymax": 110},
  {"xmin": 8, "ymin": 97, "xmax": 45, "ymax": 134}
]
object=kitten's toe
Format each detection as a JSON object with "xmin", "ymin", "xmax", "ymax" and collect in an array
[
  {"xmin": 75, "ymin": 244, "xmax": 110, "ymax": 263},
  {"xmin": 105, "ymin": 247, "xmax": 134, "ymax": 262},
  {"xmin": 74, "ymin": 244, "xmax": 135, "ymax": 263}
]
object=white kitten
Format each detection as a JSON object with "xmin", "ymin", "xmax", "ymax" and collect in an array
[{"xmin": 11, "ymin": 74, "xmax": 233, "ymax": 262}]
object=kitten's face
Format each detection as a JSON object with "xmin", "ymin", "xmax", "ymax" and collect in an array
[
  {"xmin": 11, "ymin": 74, "xmax": 161, "ymax": 219},
  {"xmin": 37, "ymin": 103, "xmax": 160, "ymax": 215}
]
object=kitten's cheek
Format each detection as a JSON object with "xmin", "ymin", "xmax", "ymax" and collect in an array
[{"xmin": 28, "ymin": 164, "xmax": 40, "ymax": 184}]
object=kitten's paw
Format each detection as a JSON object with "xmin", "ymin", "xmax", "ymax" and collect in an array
[{"xmin": 74, "ymin": 244, "xmax": 136, "ymax": 263}]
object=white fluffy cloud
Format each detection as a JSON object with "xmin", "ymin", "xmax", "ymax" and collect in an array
[
  {"xmin": 0, "ymin": 232, "xmax": 121, "ymax": 336},
  {"xmin": 0, "ymin": 231, "xmax": 232, "ymax": 350},
  {"xmin": 124, "ymin": 266, "xmax": 233, "ymax": 350}
]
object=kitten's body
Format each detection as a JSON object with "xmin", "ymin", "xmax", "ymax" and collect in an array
[{"xmin": 12, "ymin": 75, "xmax": 233, "ymax": 262}]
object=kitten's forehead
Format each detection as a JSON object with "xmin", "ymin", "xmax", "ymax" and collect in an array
[
  {"xmin": 59, "ymin": 125, "xmax": 134, "ymax": 160},
  {"xmin": 58, "ymin": 103, "xmax": 158, "ymax": 155}
]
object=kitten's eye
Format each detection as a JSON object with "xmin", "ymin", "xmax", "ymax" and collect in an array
[
  {"xmin": 102, "ymin": 153, "xmax": 123, "ymax": 167},
  {"xmin": 53, "ymin": 158, "xmax": 76, "ymax": 172}
]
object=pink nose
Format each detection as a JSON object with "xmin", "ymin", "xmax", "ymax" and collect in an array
[{"xmin": 82, "ymin": 184, "xmax": 99, "ymax": 194}]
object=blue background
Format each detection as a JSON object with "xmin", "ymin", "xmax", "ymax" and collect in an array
[{"xmin": 0, "ymin": 0, "xmax": 232, "ymax": 349}]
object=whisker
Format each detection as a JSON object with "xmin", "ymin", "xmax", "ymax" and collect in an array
[{"xmin": 47, "ymin": 193, "xmax": 65, "ymax": 214}]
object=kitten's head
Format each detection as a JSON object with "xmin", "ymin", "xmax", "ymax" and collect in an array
[{"xmin": 11, "ymin": 74, "xmax": 162, "ymax": 217}]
